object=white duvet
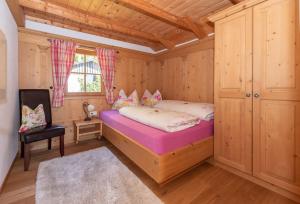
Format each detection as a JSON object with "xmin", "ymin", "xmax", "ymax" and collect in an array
[
  {"xmin": 154, "ymin": 100, "xmax": 214, "ymax": 121},
  {"xmin": 119, "ymin": 106, "xmax": 200, "ymax": 132}
]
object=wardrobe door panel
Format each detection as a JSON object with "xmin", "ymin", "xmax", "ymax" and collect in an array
[
  {"xmin": 253, "ymin": 0, "xmax": 300, "ymax": 195},
  {"xmin": 260, "ymin": 101, "xmax": 298, "ymax": 180},
  {"xmin": 254, "ymin": 100, "xmax": 300, "ymax": 194},
  {"xmin": 214, "ymin": 8, "xmax": 253, "ymax": 174},
  {"xmin": 215, "ymin": 98, "xmax": 252, "ymax": 172},
  {"xmin": 253, "ymin": 0, "xmax": 300, "ymax": 101}
]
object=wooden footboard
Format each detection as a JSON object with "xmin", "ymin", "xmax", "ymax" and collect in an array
[{"xmin": 102, "ymin": 123, "xmax": 213, "ymax": 184}]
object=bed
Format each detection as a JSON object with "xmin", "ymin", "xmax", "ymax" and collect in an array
[{"xmin": 100, "ymin": 110, "xmax": 214, "ymax": 184}]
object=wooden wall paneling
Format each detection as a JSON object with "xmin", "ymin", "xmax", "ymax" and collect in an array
[
  {"xmin": 141, "ymin": 60, "xmax": 162, "ymax": 92},
  {"xmin": 253, "ymin": 0, "xmax": 300, "ymax": 195},
  {"xmin": 156, "ymin": 38, "xmax": 214, "ymax": 103},
  {"xmin": 160, "ymin": 57, "xmax": 185, "ymax": 100},
  {"xmin": 19, "ymin": 42, "xmax": 52, "ymax": 89},
  {"xmin": 184, "ymin": 50, "xmax": 214, "ymax": 102},
  {"xmin": 213, "ymin": 8, "xmax": 253, "ymax": 174},
  {"xmin": 157, "ymin": 37, "xmax": 214, "ymax": 59},
  {"xmin": 114, "ymin": 57, "xmax": 160, "ymax": 97},
  {"xmin": 18, "ymin": 30, "xmax": 160, "ymax": 150}
]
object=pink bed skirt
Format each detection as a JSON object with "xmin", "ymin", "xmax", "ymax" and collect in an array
[{"xmin": 100, "ymin": 110, "xmax": 214, "ymax": 155}]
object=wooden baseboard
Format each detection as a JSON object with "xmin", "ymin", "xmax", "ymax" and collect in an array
[
  {"xmin": 0, "ymin": 152, "xmax": 18, "ymax": 194},
  {"xmin": 209, "ymin": 159, "xmax": 300, "ymax": 203}
]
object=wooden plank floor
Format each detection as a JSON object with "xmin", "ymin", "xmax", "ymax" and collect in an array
[{"xmin": 0, "ymin": 139, "xmax": 296, "ymax": 204}]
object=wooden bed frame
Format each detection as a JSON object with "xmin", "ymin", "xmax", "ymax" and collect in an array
[{"xmin": 102, "ymin": 123, "xmax": 214, "ymax": 184}]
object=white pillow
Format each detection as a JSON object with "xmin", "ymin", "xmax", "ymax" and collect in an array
[
  {"xmin": 141, "ymin": 89, "xmax": 162, "ymax": 106},
  {"xmin": 154, "ymin": 100, "xmax": 214, "ymax": 121},
  {"xmin": 112, "ymin": 89, "xmax": 139, "ymax": 110}
]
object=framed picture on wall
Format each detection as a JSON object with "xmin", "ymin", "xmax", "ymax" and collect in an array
[{"xmin": 0, "ymin": 30, "xmax": 6, "ymax": 103}]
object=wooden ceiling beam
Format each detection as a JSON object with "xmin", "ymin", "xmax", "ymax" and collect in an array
[
  {"xmin": 180, "ymin": 17, "xmax": 207, "ymax": 39},
  {"xmin": 153, "ymin": 34, "xmax": 175, "ymax": 50},
  {"xmin": 114, "ymin": 0, "xmax": 183, "ymax": 28},
  {"xmin": 229, "ymin": 0, "xmax": 243, "ymax": 4},
  {"xmin": 6, "ymin": 0, "xmax": 25, "ymax": 27},
  {"xmin": 18, "ymin": 0, "xmax": 174, "ymax": 49},
  {"xmin": 114, "ymin": 0, "xmax": 208, "ymax": 39},
  {"xmin": 24, "ymin": 9, "xmax": 163, "ymax": 51}
]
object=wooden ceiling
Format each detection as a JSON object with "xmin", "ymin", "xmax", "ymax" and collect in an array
[{"xmin": 7, "ymin": 0, "xmax": 243, "ymax": 51}]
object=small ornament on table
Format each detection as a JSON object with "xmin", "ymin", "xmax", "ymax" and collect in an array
[{"xmin": 82, "ymin": 102, "xmax": 98, "ymax": 121}]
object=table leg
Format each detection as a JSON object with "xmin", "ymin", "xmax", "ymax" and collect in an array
[
  {"xmin": 76, "ymin": 126, "xmax": 79, "ymax": 144},
  {"xmin": 99, "ymin": 123, "xmax": 103, "ymax": 140}
]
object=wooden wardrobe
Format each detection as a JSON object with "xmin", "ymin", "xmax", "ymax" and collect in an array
[{"xmin": 209, "ymin": 0, "xmax": 300, "ymax": 198}]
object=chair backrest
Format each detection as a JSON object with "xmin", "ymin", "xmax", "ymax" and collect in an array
[{"xmin": 19, "ymin": 89, "xmax": 52, "ymax": 126}]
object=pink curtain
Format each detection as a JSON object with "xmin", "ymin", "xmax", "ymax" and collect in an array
[
  {"xmin": 50, "ymin": 39, "xmax": 77, "ymax": 107},
  {"xmin": 96, "ymin": 48, "xmax": 117, "ymax": 104}
]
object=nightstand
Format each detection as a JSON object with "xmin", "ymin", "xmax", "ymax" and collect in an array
[{"xmin": 73, "ymin": 119, "xmax": 102, "ymax": 144}]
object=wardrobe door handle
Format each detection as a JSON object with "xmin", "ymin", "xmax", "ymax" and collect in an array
[
  {"xmin": 254, "ymin": 93, "xmax": 260, "ymax": 98},
  {"xmin": 245, "ymin": 93, "xmax": 251, "ymax": 97}
]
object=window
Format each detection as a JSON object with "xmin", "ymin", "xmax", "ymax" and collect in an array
[{"xmin": 67, "ymin": 52, "xmax": 101, "ymax": 94}]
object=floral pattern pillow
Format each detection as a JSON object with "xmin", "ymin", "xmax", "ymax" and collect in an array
[
  {"xmin": 141, "ymin": 89, "xmax": 162, "ymax": 107},
  {"xmin": 112, "ymin": 89, "xmax": 139, "ymax": 110},
  {"xmin": 19, "ymin": 104, "xmax": 47, "ymax": 133}
]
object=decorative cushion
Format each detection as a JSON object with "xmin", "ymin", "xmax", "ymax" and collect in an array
[
  {"xmin": 112, "ymin": 89, "xmax": 139, "ymax": 110},
  {"xmin": 141, "ymin": 89, "xmax": 162, "ymax": 107},
  {"xmin": 19, "ymin": 104, "xmax": 47, "ymax": 133}
]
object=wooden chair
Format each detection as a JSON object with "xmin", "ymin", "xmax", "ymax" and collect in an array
[{"xmin": 19, "ymin": 89, "xmax": 65, "ymax": 171}]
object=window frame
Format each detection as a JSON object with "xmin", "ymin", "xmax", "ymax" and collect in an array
[{"xmin": 66, "ymin": 48, "xmax": 103, "ymax": 97}]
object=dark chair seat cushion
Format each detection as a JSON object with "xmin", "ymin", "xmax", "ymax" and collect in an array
[{"xmin": 20, "ymin": 125, "xmax": 65, "ymax": 144}]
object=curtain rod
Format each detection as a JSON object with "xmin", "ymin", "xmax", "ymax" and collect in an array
[{"xmin": 47, "ymin": 39, "xmax": 120, "ymax": 53}]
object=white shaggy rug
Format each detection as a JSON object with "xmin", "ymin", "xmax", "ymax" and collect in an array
[{"xmin": 36, "ymin": 147, "xmax": 163, "ymax": 204}]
